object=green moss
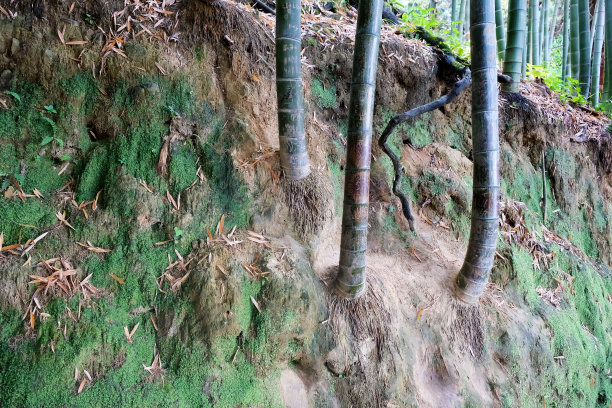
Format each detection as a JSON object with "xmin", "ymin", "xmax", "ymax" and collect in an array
[
  {"xmin": 235, "ymin": 277, "xmax": 263, "ymax": 332},
  {"xmin": 169, "ymin": 143, "xmax": 198, "ymax": 193},
  {"xmin": 208, "ymin": 338, "xmax": 282, "ymax": 408},
  {"xmin": 0, "ymin": 70, "xmax": 285, "ymax": 408},
  {"xmin": 444, "ymin": 199, "xmax": 470, "ymax": 240},
  {"xmin": 511, "ymin": 246, "xmax": 540, "ymax": 307},
  {"xmin": 0, "ymin": 144, "xmax": 18, "ymax": 175},
  {"xmin": 311, "ymin": 77, "xmax": 337, "ymax": 109},
  {"xmin": 0, "ymin": 199, "xmax": 57, "ymax": 244},
  {"xmin": 23, "ymin": 156, "xmax": 68, "ymax": 195},
  {"xmin": 546, "ymin": 261, "xmax": 612, "ymax": 406},
  {"xmin": 199, "ymin": 143, "xmax": 251, "ymax": 228},
  {"xmin": 447, "ymin": 126, "xmax": 468, "ymax": 152},
  {"xmin": 405, "ymin": 115, "xmax": 433, "ymax": 148},
  {"xmin": 327, "ymin": 159, "xmax": 344, "ymax": 215},
  {"xmin": 0, "ymin": 81, "xmax": 50, "ymax": 143},
  {"xmin": 76, "ymin": 148, "xmax": 112, "ymax": 202},
  {"xmin": 553, "ymin": 209, "xmax": 599, "ymax": 259}
]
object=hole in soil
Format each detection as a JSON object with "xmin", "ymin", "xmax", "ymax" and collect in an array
[{"xmin": 87, "ymin": 124, "xmax": 111, "ymax": 142}]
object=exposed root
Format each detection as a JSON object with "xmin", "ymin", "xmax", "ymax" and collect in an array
[
  {"xmin": 379, "ymin": 70, "xmax": 472, "ymax": 230},
  {"xmin": 183, "ymin": 0, "xmax": 273, "ymax": 63},
  {"xmin": 449, "ymin": 298, "xmax": 484, "ymax": 359},
  {"xmin": 327, "ymin": 275, "xmax": 395, "ymax": 362},
  {"xmin": 283, "ymin": 170, "xmax": 332, "ymax": 238},
  {"xmin": 592, "ymin": 132, "xmax": 612, "ymax": 176},
  {"xmin": 326, "ymin": 274, "xmax": 396, "ymax": 408},
  {"xmin": 500, "ymin": 90, "xmax": 537, "ymax": 112}
]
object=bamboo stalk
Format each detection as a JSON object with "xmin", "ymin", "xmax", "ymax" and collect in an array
[
  {"xmin": 540, "ymin": 0, "xmax": 548, "ymax": 66},
  {"xmin": 495, "ymin": 0, "xmax": 506, "ymax": 61},
  {"xmin": 522, "ymin": 31, "xmax": 528, "ymax": 78},
  {"xmin": 459, "ymin": 0, "xmax": 468, "ymax": 34},
  {"xmin": 562, "ymin": 0, "xmax": 570, "ymax": 78},
  {"xmin": 569, "ymin": 0, "xmax": 581, "ymax": 80},
  {"xmin": 578, "ymin": 0, "xmax": 591, "ymax": 96},
  {"xmin": 532, "ymin": 0, "xmax": 541, "ymax": 64},
  {"xmin": 454, "ymin": 0, "xmax": 500, "ymax": 303},
  {"xmin": 503, "ymin": 0, "xmax": 528, "ymax": 91},
  {"xmin": 275, "ymin": 0, "xmax": 311, "ymax": 180},
  {"xmin": 527, "ymin": 0, "xmax": 533, "ymax": 66},
  {"xmin": 603, "ymin": 0, "xmax": 612, "ymax": 100},
  {"xmin": 546, "ymin": 0, "xmax": 559, "ymax": 61},
  {"xmin": 592, "ymin": 0, "xmax": 605, "ymax": 104},
  {"xmin": 334, "ymin": 0, "xmax": 384, "ymax": 299}
]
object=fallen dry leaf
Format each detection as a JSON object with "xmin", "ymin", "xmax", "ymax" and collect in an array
[
  {"xmin": 250, "ymin": 296, "xmax": 262, "ymax": 313},
  {"xmin": 77, "ymin": 378, "xmax": 87, "ymax": 394}
]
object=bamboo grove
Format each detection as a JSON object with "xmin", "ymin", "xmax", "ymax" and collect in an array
[
  {"xmin": 452, "ymin": 0, "xmax": 612, "ymax": 105},
  {"xmin": 274, "ymin": 0, "xmax": 612, "ymax": 301},
  {"xmin": 276, "ymin": 0, "xmax": 500, "ymax": 302}
]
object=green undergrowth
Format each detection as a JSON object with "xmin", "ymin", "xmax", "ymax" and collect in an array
[
  {"xmin": 501, "ymin": 145, "xmax": 609, "ymax": 261},
  {"xmin": 504, "ymin": 243, "xmax": 612, "ymax": 407},
  {"xmin": 0, "ymin": 70, "xmax": 275, "ymax": 406},
  {"xmin": 375, "ymin": 107, "xmax": 433, "ymax": 149},
  {"xmin": 311, "ymin": 77, "xmax": 337, "ymax": 109}
]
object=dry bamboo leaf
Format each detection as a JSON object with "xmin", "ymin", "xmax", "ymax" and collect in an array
[
  {"xmin": 58, "ymin": 27, "xmax": 65, "ymax": 44},
  {"xmin": 139, "ymin": 179, "xmax": 154, "ymax": 193},
  {"xmin": 247, "ymin": 230, "xmax": 266, "ymax": 240},
  {"xmin": 66, "ymin": 306, "xmax": 76, "ymax": 322},
  {"xmin": 76, "ymin": 241, "xmax": 111, "ymax": 253},
  {"xmin": 154, "ymin": 240, "xmax": 171, "ymax": 246},
  {"xmin": 93, "ymin": 190, "xmax": 101, "ymax": 211},
  {"xmin": 110, "ymin": 274, "xmax": 125, "ymax": 284},
  {"xmin": 66, "ymin": 40, "xmax": 88, "ymax": 45},
  {"xmin": 33, "ymin": 188, "xmax": 44, "ymax": 198},
  {"xmin": 0, "ymin": 232, "xmax": 3, "ymax": 253},
  {"xmin": 250, "ymin": 296, "xmax": 261, "ymax": 313},
  {"xmin": 30, "ymin": 311, "xmax": 35, "ymax": 329},
  {"xmin": 174, "ymin": 249, "xmax": 183, "ymax": 262},
  {"xmin": 1, "ymin": 243, "xmax": 20, "ymax": 252},
  {"xmin": 77, "ymin": 378, "xmax": 87, "ymax": 394},
  {"xmin": 171, "ymin": 270, "xmax": 190, "ymax": 291},
  {"xmin": 56, "ymin": 211, "xmax": 75, "ymax": 230},
  {"xmin": 21, "ymin": 232, "xmax": 49, "ymax": 256},
  {"xmin": 247, "ymin": 236, "xmax": 269, "ymax": 244},
  {"xmin": 69, "ymin": 2, "xmax": 75, "ymax": 14},
  {"xmin": 129, "ymin": 322, "xmax": 140, "ymax": 341},
  {"xmin": 217, "ymin": 214, "xmax": 225, "ymax": 236},
  {"xmin": 58, "ymin": 162, "xmax": 70, "ymax": 175},
  {"xmin": 84, "ymin": 369, "xmax": 92, "ymax": 382},
  {"xmin": 150, "ymin": 314, "xmax": 158, "ymax": 331},
  {"xmin": 166, "ymin": 190, "xmax": 178, "ymax": 211}
]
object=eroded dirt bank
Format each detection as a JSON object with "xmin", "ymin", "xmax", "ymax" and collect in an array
[{"xmin": 0, "ymin": 1, "xmax": 610, "ymax": 407}]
